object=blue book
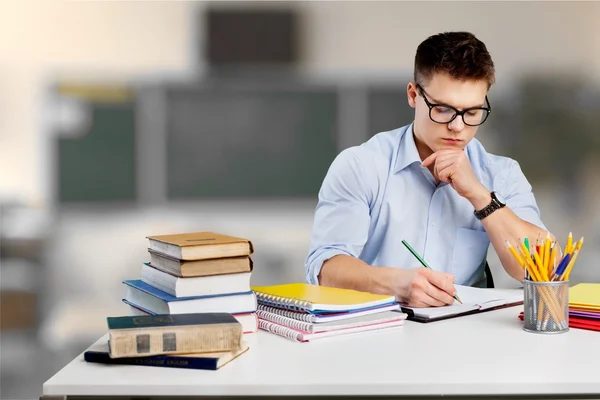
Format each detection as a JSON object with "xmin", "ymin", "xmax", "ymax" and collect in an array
[
  {"xmin": 107, "ymin": 312, "xmax": 242, "ymax": 358},
  {"xmin": 122, "ymin": 279, "xmax": 257, "ymax": 315},
  {"xmin": 85, "ymin": 341, "xmax": 249, "ymax": 370}
]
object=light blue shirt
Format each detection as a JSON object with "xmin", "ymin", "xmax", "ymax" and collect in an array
[{"xmin": 305, "ymin": 122, "xmax": 546, "ymax": 287}]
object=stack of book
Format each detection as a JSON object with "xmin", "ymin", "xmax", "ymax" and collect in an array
[
  {"xmin": 567, "ymin": 283, "xmax": 600, "ymax": 332},
  {"xmin": 122, "ymin": 232, "xmax": 258, "ymax": 334},
  {"xmin": 251, "ymin": 283, "xmax": 407, "ymax": 342},
  {"xmin": 84, "ymin": 312, "xmax": 249, "ymax": 370}
]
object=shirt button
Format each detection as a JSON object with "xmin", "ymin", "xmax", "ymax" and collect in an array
[{"xmin": 432, "ymin": 221, "xmax": 435, "ymax": 226}]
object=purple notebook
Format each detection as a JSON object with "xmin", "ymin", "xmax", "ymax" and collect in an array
[{"xmin": 569, "ymin": 310, "xmax": 600, "ymax": 319}]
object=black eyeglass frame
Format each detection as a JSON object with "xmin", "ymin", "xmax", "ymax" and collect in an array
[{"xmin": 416, "ymin": 84, "xmax": 492, "ymax": 126}]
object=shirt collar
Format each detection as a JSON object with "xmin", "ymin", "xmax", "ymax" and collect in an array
[{"xmin": 394, "ymin": 122, "xmax": 422, "ymax": 173}]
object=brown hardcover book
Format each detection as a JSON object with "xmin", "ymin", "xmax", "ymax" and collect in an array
[
  {"xmin": 146, "ymin": 232, "xmax": 254, "ymax": 261},
  {"xmin": 148, "ymin": 249, "xmax": 253, "ymax": 277}
]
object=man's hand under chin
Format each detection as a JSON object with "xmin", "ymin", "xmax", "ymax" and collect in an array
[{"xmin": 421, "ymin": 149, "xmax": 490, "ymax": 208}]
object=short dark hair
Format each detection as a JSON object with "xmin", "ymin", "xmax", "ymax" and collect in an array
[{"xmin": 414, "ymin": 31, "xmax": 495, "ymax": 88}]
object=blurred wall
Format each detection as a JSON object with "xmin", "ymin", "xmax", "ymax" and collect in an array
[
  {"xmin": 1, "ymin": 1, "xmax": 600, "ymax": 206},
  {"xmin": 301, "ymin": 1, "xmax": 600, "ymax": 82},
  {"xmin": 0, "ymin": 0, "xmax": 196, "ymax": 205},
  {"xmin": 2, "ymin": 3, "xmax": 599, "ymax": 399}
]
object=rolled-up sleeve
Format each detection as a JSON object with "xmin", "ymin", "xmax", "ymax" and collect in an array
[
  {"xmin": 501, "ymin": 160, "xmax": 547, "ymax": 231},
  {"xmin": 305, "ymin": 148, "xmax": 374, "ymax": 285}
]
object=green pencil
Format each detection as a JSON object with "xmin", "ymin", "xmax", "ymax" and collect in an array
[{"xmin": 401, "ymin": 239, "xmax": 462, "ymax": 304}]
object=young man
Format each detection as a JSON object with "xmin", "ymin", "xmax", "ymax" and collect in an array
[{"xmin": 305, "ymin": 31, "xmax": 554, "ymax": 307}]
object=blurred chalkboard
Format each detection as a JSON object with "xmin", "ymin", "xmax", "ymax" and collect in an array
[
  {"xmin": 57, "ymin": 102, "xmax": 136, "ymax": 203},
  {"xmin": 205, "ymin": 7, "xmax": 298, "ymax": 66},
  {"xmin": 367, "ymin": 85, "xmax": 415, "ymax": 136},
  {"xmin": 165, "ymin": 84, "xmax": 338, "ymax": 198}
]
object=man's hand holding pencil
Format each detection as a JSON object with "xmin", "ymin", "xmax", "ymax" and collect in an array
[
  {"xmin": 394, "ymin": 267, "xmax": 459, "ymax": 308},
  {"xmin": 397, "ymin": 240, "xmax": 461, "ymax": 308}
]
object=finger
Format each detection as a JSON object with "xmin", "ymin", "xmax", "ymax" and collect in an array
[
  {"xmin": 443, "ymin": 273, "xmax": 455, "ymax": 284},
  {"xmin": 433, "ymin": 157, "xmax": 456, "ymax": 178},
  {"xmin": 426, "ymin": 282, "xmax": 456, "ymax": 305},
  {"xmin": 424, "ymin": 270, "xmax": 457, "ymax": 297},
  {"xmin": 414, "ymin": 289, "xmax": 448, "ymax": 307},
  {"xmin": 408, "ymin": 299, "xmax": 431, "ymax": 308},
  {"xmin": 421, "ymin": 152, "xmax": 439, "ymax": 167},
  {"xmin": 422, "ymin": 150, "xmax": 457, "ymax": 167},
  {"xmin": 433, "ymin": 151, "xmax": 460, "ymax": 164},
  {"xmin": 437, "ymin": 164, "xmax": 455, "ymax": 183}
]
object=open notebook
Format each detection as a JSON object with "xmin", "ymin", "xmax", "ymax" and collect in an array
[{"xmin": 401, "ymin": 285, "xmax": 523, "ymax": 322}]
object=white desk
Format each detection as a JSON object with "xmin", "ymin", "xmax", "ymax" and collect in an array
[{"xmin": 42, "ymin": 305, "xmax": 600, "ymax": 399}]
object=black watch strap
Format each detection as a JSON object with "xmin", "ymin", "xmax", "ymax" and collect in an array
[{"xmin": 474, "ymin": 191, "xmax": 505, "ymax": 220}]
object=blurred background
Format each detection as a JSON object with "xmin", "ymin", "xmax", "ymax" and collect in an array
[{"xmin": 1, "ymin": 1, "xmax": 599, "ymax": 398}]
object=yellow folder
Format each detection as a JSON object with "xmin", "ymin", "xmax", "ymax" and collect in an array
[
  {"xmin": 251, "ymin": 282, "xmax": 396, "ymax": 312},
  {"xmin": 569, "ymin": 283, "xmax": 600, "ymax": 308}
]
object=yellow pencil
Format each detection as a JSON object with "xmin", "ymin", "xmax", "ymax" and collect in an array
[
  {"xmin": 565, "ymin": 232, "xmax": 573, "ymax": 255},
  {"xmin": 519, "ymin": 246, "xmax": 564, "ymax": 324},
  {"xmin": 543, "ymin": 233, "xmax": 551, "ymax": 273},
  {"xmin": 563, "ymin": 237, "xmax": 584, "ymax": 281},
  {"xmin": 532, "ymin": 250, "xmax": 547, "ymax": 281},
  {"xmin": 519, "ymin": 244, "xmax": 542, "ymax": 281},
  {"xmin": 505, "ymin": 241, "xmax": 525, "ymax": 267}
]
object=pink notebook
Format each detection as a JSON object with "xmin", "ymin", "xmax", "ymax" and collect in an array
[{"xmin": 258, "ymin": 312, "xmax": 406, "ymax": 342}]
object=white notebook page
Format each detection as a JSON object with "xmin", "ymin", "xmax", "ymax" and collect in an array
[{"xmin": 404, "ymin": 285, "xmax": 523, "ymax": 319}]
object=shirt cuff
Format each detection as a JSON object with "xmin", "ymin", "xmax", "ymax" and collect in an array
[{"xmin": 306, "ymin": 248, "xmax": 352, "ymax": 285}]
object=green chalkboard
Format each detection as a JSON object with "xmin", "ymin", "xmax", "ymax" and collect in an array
[
  {"xmin": 165, "ymin": 85, "xmax": 339, "ymax": 198},
  {"xmin": 57, "ymin": 102, "xmax": 136, "ymax": 203}
]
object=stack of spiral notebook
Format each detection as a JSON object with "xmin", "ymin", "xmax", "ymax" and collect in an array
[{"xmin": 251, "ymin": 283, "xmax": 407, "ymax": 342}]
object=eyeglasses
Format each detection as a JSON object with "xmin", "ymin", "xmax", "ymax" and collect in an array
[{"xmin": 417, "ymin": 84, "xmax": 491, "ymax": 126}]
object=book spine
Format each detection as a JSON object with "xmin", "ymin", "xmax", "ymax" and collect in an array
[
  {"xmin": 84, "ymin": 351, "xmax": 219, "ymax": 370},
  {"xmin": 109, "ymin": 324, "xmax": 241, "ymax": 358},
  {"xmin": 258, "ymin": 319, "xmax": 301, "ymax": 342},
  {"xmin": 257, "ymin": 304, "xmax": 315, "ymax": 323},
  {"xmin": 256, "ymin": 310, "xmax": 312, "ymax": 332}
]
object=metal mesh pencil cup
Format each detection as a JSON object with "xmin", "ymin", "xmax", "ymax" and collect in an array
[{"xmin": 523, "ymin": 279, "xmax": 569, "ymax": 334}]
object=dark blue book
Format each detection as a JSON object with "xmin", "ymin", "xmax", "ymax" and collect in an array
[
  {"xmin": 107, "ymin": 312, "xmax": 242, "ymax": 358},
  {"xmin": 84, "ymin": 341, "xmax": 249, "ymax": 370},
  {"xmin": 107, "ymin": 312, "xmax": 237, "ymax": 330}
]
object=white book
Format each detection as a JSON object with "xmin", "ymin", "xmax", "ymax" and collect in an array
[
  {"xmin": 140, "ymin": 262, "xmax": 251, "ymax": 298},
  {"xmin": 123, "ymin": 280, "xmax": 257, "ymax": 315}
]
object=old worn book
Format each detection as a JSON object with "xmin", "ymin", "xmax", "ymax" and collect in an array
[
  {"xmin": 147, "ymin": 232, "xmax": 254, "ymax": 260},
  {"xmin": 107, "ymin": 313, "xmax": 242, "ymax": 358},
  {"xmin": 148, "ymin": 249, "xmax": 253, "ymax": 277}
]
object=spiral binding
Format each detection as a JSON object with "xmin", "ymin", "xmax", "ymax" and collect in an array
[
  {"xmin": 258, "ymin": 319, "xmax": 301, "ymax": 341},
  {"xmin": 254, "ymin": 292, "xmax": 312, "ymax": 312},
  {"xmin": 257, "ymin": 304, "xmax": 316, "ymax": 323},
  {"xmin": 256, "ymin": 310, "xmax": 312, "ymax": 332}
]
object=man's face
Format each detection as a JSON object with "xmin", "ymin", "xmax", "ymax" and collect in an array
[{"xmin": 407, "ymin": 72, "xmax": 489, "ymax": 157}]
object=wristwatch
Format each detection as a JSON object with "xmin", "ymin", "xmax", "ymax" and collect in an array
[{"xmin": 474, "ymin": 191, "xmax": 506, "ymax": 220}]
